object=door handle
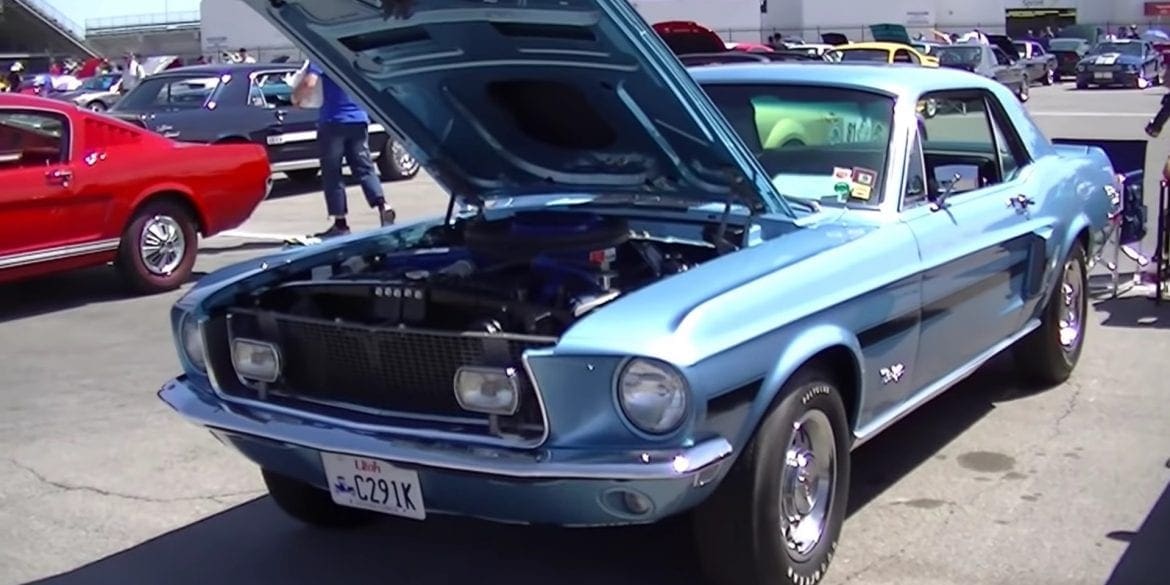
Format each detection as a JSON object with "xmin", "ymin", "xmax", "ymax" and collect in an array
[
  {"xmin": 1007, "ymin": 194, "xmax": 1035, "ymax": 211},
  {"xmin": 275, "ymin": 109, "xmax": 287, "ymax": 122},
  {"xmin": 45, "ymin": 169, "xmax": 72, "ymax": 186}
]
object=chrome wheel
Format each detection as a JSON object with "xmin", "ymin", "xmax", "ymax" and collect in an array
[
  {"xmin": 779, "ymin": 408, "xmax": 837, "ymax": 561},
  {"xmin": 1057, "ymin": 257, "xmax": 1085, "ymax": 356},
  {"xmin": 924, "ymin": 98, "xmax": 938, "ymax": 118},
  {"xmin": 138, "ymin": 215, "xmax": 186, "ymax": 276},
  {"xmin": 391, "ymin": 141, "xmax": 417, "ymax": 173}
]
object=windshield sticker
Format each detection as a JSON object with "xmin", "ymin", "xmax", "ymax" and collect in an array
[
  {"xmin": 850, "ymin": 184, "xmax": 873, "ymax": 200},
  {"xmin": 832, "ymin": 167, "xmax": 853, "ymax": 181},
  {"xmin": 834, "ymin": 182, "xmax": 852, "ymax": 201},
  {"xmin": 851, "ymin": 167, "xmax": 877, "ymax": 187}
]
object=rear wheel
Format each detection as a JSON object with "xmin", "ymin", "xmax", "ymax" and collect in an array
[
  {"xmin": 262, "ymin": 469, "xmax": 376, "ymax": 528},
  {"xmin": 116, "ymin": 198, "xmax": 198, "ymax": 294},
  {"xmin": 1013, "ymin": 243, "xmax": 1088, "ymax": 387},
  {"xmin": 377, "ymin": 139, "xmax": 420, "ymax": 181},
  {"xmin": 87, "ymin": 100, "xmax": 107, "ymax": 112},
  {"xmin": 693, "ymin": 365, "xmax": 851, "ymax": 585},
  {"xmin": 1043, "ymin": 68, "xmax": 1055, "ymax": 85},
  {"xmin": 1018, "ymin": 81, "xmax": 1030, "ymax": 102}
]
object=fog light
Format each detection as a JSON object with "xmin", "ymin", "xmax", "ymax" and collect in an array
[
  {"xmin": 622, "ymin": 491, "xmax": 653, "ymax": 515},
  {"xmin": 453, "ymin": 366, "xmax": 520, "ymax": 416},
  {"xmin": 231, "ymin": 338, "xmax": 281, "ymax": 383}
]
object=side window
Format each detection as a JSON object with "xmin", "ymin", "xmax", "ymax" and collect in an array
[
  {"xmin": 251, "ymin": 72, "xmax": 295, "ymax": 108},
  {"xmin": 902, "ymin": 122, "xmax": 929, "ymax": 209},
  {"xmin": 0, "ymin": 110, "xmax": 69, "ymax": 169},
  {"xmin": 1033, "ymin": 44, "xmax": 1045, "ymax": 56},
  {"xmin": 993, "ymin": 48, "xmax": 1011, "ymax": 66},
  {"xmin": 919, "ymin": 91, "xmax": 1031, "ymax": 194},
  {"xmin": 893, "ymin": 49, "xmax": 914, "ymax": 63}
]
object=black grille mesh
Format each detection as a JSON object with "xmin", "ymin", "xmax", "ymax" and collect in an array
[{"xmin": 225, "ymin": 310, "xmax": 550, "ymax": 429}]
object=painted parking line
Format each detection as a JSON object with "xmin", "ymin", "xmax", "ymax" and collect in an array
[{"xmin": 1028, "ymin": 111, "xmax": 1151, "ymax": 117}]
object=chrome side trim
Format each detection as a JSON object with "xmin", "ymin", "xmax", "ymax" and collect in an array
[
  {"xmin": 0, "ymin": 238, "xmax": 121, "ymax": 270},
  {"xmin": 270, "ymin": 150, "xmax": 382, "ymax": 173},
  {"xmin": 161, "ymin": 377, "xmax": 732, "ymax": 480},
  {"xmin": 851, "ymin": 318, "xmax": 1042, "ymax": 448}
]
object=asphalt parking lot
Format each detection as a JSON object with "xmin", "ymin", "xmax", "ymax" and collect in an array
[{"xmin": 2, "ymin": 83, "xmax": 1169, "ymax": 585}]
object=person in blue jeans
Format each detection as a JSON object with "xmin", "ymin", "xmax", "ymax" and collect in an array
[{"xmin": 293, "ymin": 62, "xmax": 395, "ymax": 238}]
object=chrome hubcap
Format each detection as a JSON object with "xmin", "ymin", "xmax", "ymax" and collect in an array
[
  {"xmin": 780, "ymin": 409, "xmax": 837, "ymax": 561},
  {"xmin": 1057, "ymin": 258, "xmax": 1084, "ymax": 354},
  {"xmin": 391, "ymin": 142, "xmax": 416, "ymax": 171},
  {"xmin": 139, "ymin": 215, "xmax": 186, "ymax": 276}
]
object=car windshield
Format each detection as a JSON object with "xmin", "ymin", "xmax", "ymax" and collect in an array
[
  {"xmin": 1093, "ymin": 42, "xmax": 1143, "ymax": 56},
  {"xmin": 703, "ymin": 83, "xmax": 895, "ymax": 208},
  {"xmin": 1049, "ymin": 39, "xmax": 1083, "ymax": 51},
  {"xmin": 79, "ymin": 75, "xmax": 118, "ymax": 91},
  {"xmin": 115, "ymin": 74, "xmax": 224, "ymax": 111},
  {"xmin": 936, "ymin": 45, "xmax": 983, "ymax": 65},
  {"xmin": 836, "ymin": 49, "xmax": 889, "ymax": 62}
]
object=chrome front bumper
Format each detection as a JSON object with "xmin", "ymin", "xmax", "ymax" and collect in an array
[{"xmin": 159, "ymin": 377, "xmax": 735, "ymax": 525}]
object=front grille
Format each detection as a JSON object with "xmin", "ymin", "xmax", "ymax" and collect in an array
[{"xmin": 212, "ymin": 309, "xmax": 553, "ymax": 441}]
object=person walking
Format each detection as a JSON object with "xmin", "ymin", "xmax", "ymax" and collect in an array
[
  {"xmin": 293, "ymin": 62, "xmax": 395, "ymax": 238},
  {"xmin": 121, "ymin": 53, "xmax": 145, "ymax": 94},
  {"xmin": 4, "ymin": 62, "xmax": 23, "ymax": 93}
]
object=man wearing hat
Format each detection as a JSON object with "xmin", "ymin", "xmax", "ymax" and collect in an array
[{"xmin": 5, "ymin": 62, "xmax": 23, "ymax": 93}]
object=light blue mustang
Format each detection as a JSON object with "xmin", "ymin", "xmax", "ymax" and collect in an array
[{"xmin": 160, "ymin": 1, "xmax": 1120, "ymax": 583}]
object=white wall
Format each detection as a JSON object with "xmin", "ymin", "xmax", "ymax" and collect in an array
[{"xmin": 200, "ymin": 0, "xmax": 291, "ymax": 54}]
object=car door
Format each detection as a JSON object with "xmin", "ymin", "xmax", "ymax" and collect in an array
[
  {"xmin": 991, "ymin": 47, "xmax": 1025, "ymax": 88},
  {"xmin": 900, "ymin": 90, "xmax": 1046, "ymax": 389},
  {"xmin": 250, "ymin": 68, "xmax": 320, "ymax": 169},
  {"xmin": 0, "ymin": 107, "xmax": 109, "ymax": 265}
]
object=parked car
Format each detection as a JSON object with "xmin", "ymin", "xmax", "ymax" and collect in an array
[
  {"xmin": 934, "ymin": 42, "xmax": 1030, "ymax": 101},
  {"xmin": 107, "ymin": 63, "xmax": 420, "ymax": 184},
  {"xmin": 51, "ymin": 72, "xmax": 123, "ymax": 111},
  {"xmin": 0, "ymin": 94, "xmax": 269, "ymax": 292},
  {"xmin": 159, "ymin": 2, "xmax": 1119, "ymax": 584},
  {"xmin": 1012, "ymin": 38, "xmax": 1058, "ymax": 84},
  {"xmin": 830, "ymin": 42, "xmax": 939, "ymax": 67},
  {"xmin": 652, "ymin": 20, "xmax": 728, "ymax": 55},
  {"xmin": 1049, "ymin": 37, "xmax": 1094, "ymax": 79},
  {"xmin": 782, "ymin": 43, "xmax": 839, "ymax": 60},
  {"xmin": 1074, "ymin": 39, "xmax": 1164, "ymax": 89}
]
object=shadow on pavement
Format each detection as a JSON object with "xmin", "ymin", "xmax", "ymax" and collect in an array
[
  {"xmin": 1105, "ymin": 475, "xmax": 1170, "ymax": 585},
  {"xmin": 1093, "ymin": 295, "xmax": 1170, "ymax": 329},
  {"xmin": 30, "ymin": 359, "xmax": 1025, "ymax": 585},
  {"xmin": 0, "ymin": 267, "xmax": 206, "ymax": 324}
]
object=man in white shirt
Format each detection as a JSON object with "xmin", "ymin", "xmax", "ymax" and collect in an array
[
  {"xmin": 121, "ymin": 53, "xmax": 145, "ymax": 93},
  {"xmin": 239, "ymin": 48, "xmax": 257, "ymax": 63}
]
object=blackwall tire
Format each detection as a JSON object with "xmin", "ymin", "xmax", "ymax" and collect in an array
[
  {"xmin": 115, "ymin": 199, "xmax": 198, "ymax": 294},
  {"xmin": 693, "ymin": 366, "xmax": 851, "ymax": 585},
  {"xmin": 262, "ymin": 469, "xmax": 377, "ymax": 528},
  {"xmin": 377, "ymin": 139, "xmax": 420, "ymax": 181},
  {"xmin": 1013, "ymin": 243, "xmax": 1088, "ymax": 387}
]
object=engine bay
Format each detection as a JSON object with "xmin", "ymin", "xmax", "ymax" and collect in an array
[{"xmin": 244, "ymin": 211, "xmax": 725, "ymax": 337}]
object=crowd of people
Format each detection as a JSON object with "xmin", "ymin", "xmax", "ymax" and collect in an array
[
  {"xmin": 763, "ymin": 23, "xmax": 1153, "ymax": 51},
  {"xmin": 0, "ymin": 47, "xmax": 262, "ymax": 95}
]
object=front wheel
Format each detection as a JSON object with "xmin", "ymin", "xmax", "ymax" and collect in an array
[
  {"xmin": 1043, "ymin": 68, "xmax": 1055, "ymax": 85},
  {"xmin": 1012, "ymin": 243, "xmax": 1088, "ymax": 387},
  {"xmin": 116, "ymin": 199, "xmax": 198, "ymax": 294},
  {"xmin": 693, "ymin": 366, "xmax": 852, "ymax": 585},
  {"xmin": 263, "ymin": 469, "xmax": 377, "ymax": 528},
  {"xmin": 377, "ymin": 139, "xmax": 420, "ymax": 181},
  {"xmin": 1018, "ymin": 81, "xmax": 1030, "ymax": 102}
]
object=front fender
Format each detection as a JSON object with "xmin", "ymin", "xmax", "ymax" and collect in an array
[{"xmin": 740, "ymin": 323, "xmax": 863, "ymax": 447}]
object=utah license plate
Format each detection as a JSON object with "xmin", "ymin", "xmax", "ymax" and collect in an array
[
  {"xmin": 1095, "ymin": 71, "xmax": 1113, "ymax": 79},
  {"xmin": 321, "ymin": 452, "xmax": 426, "ymax": 520}
]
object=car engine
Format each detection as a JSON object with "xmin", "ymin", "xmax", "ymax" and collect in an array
[{"xmin": 244, "ymin": 211, "xmax": 720, "ymax": 337}]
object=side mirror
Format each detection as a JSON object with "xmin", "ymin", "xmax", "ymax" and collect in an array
[{"xmin": 930, "ymin": 173, "xmax": 962, "ymax": 211}]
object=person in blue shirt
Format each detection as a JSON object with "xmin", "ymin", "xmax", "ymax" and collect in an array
[{"xmin": 293, "ymin": 62, "xmax": 395, "ymax": 238}]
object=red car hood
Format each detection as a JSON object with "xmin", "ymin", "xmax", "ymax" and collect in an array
[{"xmin": 653, "ymin": 20, "xmax": 727, "ymax": 55}]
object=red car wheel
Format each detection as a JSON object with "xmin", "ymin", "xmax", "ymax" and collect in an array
[{"xmin": 116, "ymin": 199, "xmax": 199, "ymax": 294}]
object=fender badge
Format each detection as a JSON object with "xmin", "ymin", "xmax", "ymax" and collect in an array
[{"xmin": 880, "ymin": 363, "xmax": 906, "ymax": 385}]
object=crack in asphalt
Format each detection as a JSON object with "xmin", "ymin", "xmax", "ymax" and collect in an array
[
  {"xmin": 1049, "ymin": 378, "xmax": 1084, "ymax": 439},
  {"xmin": 6, "ymin": 458, "xmax": 263, "ymax": 505}
]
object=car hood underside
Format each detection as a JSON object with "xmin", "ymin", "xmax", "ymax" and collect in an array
[{"xmin": 238, "ymin": 0, "xmax": 785, "ymax": 213}]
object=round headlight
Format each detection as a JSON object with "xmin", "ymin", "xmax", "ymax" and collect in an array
[
  {"xmin": 617, "ymin": 358, "xmax": 689, "ymax": 434},
  {"xmin": 180, "ymin": 316, "xmax": 206, "ymax": 371}
]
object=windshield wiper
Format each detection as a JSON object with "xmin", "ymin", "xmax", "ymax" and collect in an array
[{"xmin": 779, "ymin": 195, "xmax": 822, "ymax": 214}]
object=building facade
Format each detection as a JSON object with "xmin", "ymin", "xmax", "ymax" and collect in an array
[{"xmin": 200, "ymin": 0, "xmax": 1170, "ymax": 57}]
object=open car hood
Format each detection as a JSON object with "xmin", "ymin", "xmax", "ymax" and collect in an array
[
  {"xmin": 869, "ymin": 24, "xmax": 912, "ymax": 45},
  {"xmin": 652, "ymin": 20, "xmax": 727, "ymax": 55},
  {"xmin": 820, "ymin": 32, "xmax": 848, "ymax": 45},
  {"xmin": 239, "ymin": 0, "xmax": 785, "ymax": 213},
  {"xmin": 987, "ymin": 34, "xmax": 1020, "ymax": 59}
]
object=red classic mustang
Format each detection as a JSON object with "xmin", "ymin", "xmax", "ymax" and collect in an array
[{"xmin": 0, "ymin": 94, "xmax": 270, "ymax": 293}]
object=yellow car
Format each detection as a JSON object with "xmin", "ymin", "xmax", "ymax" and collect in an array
[{"xmin": 831, "ymin": 42, "xmax": 940, "ymax": 67}]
